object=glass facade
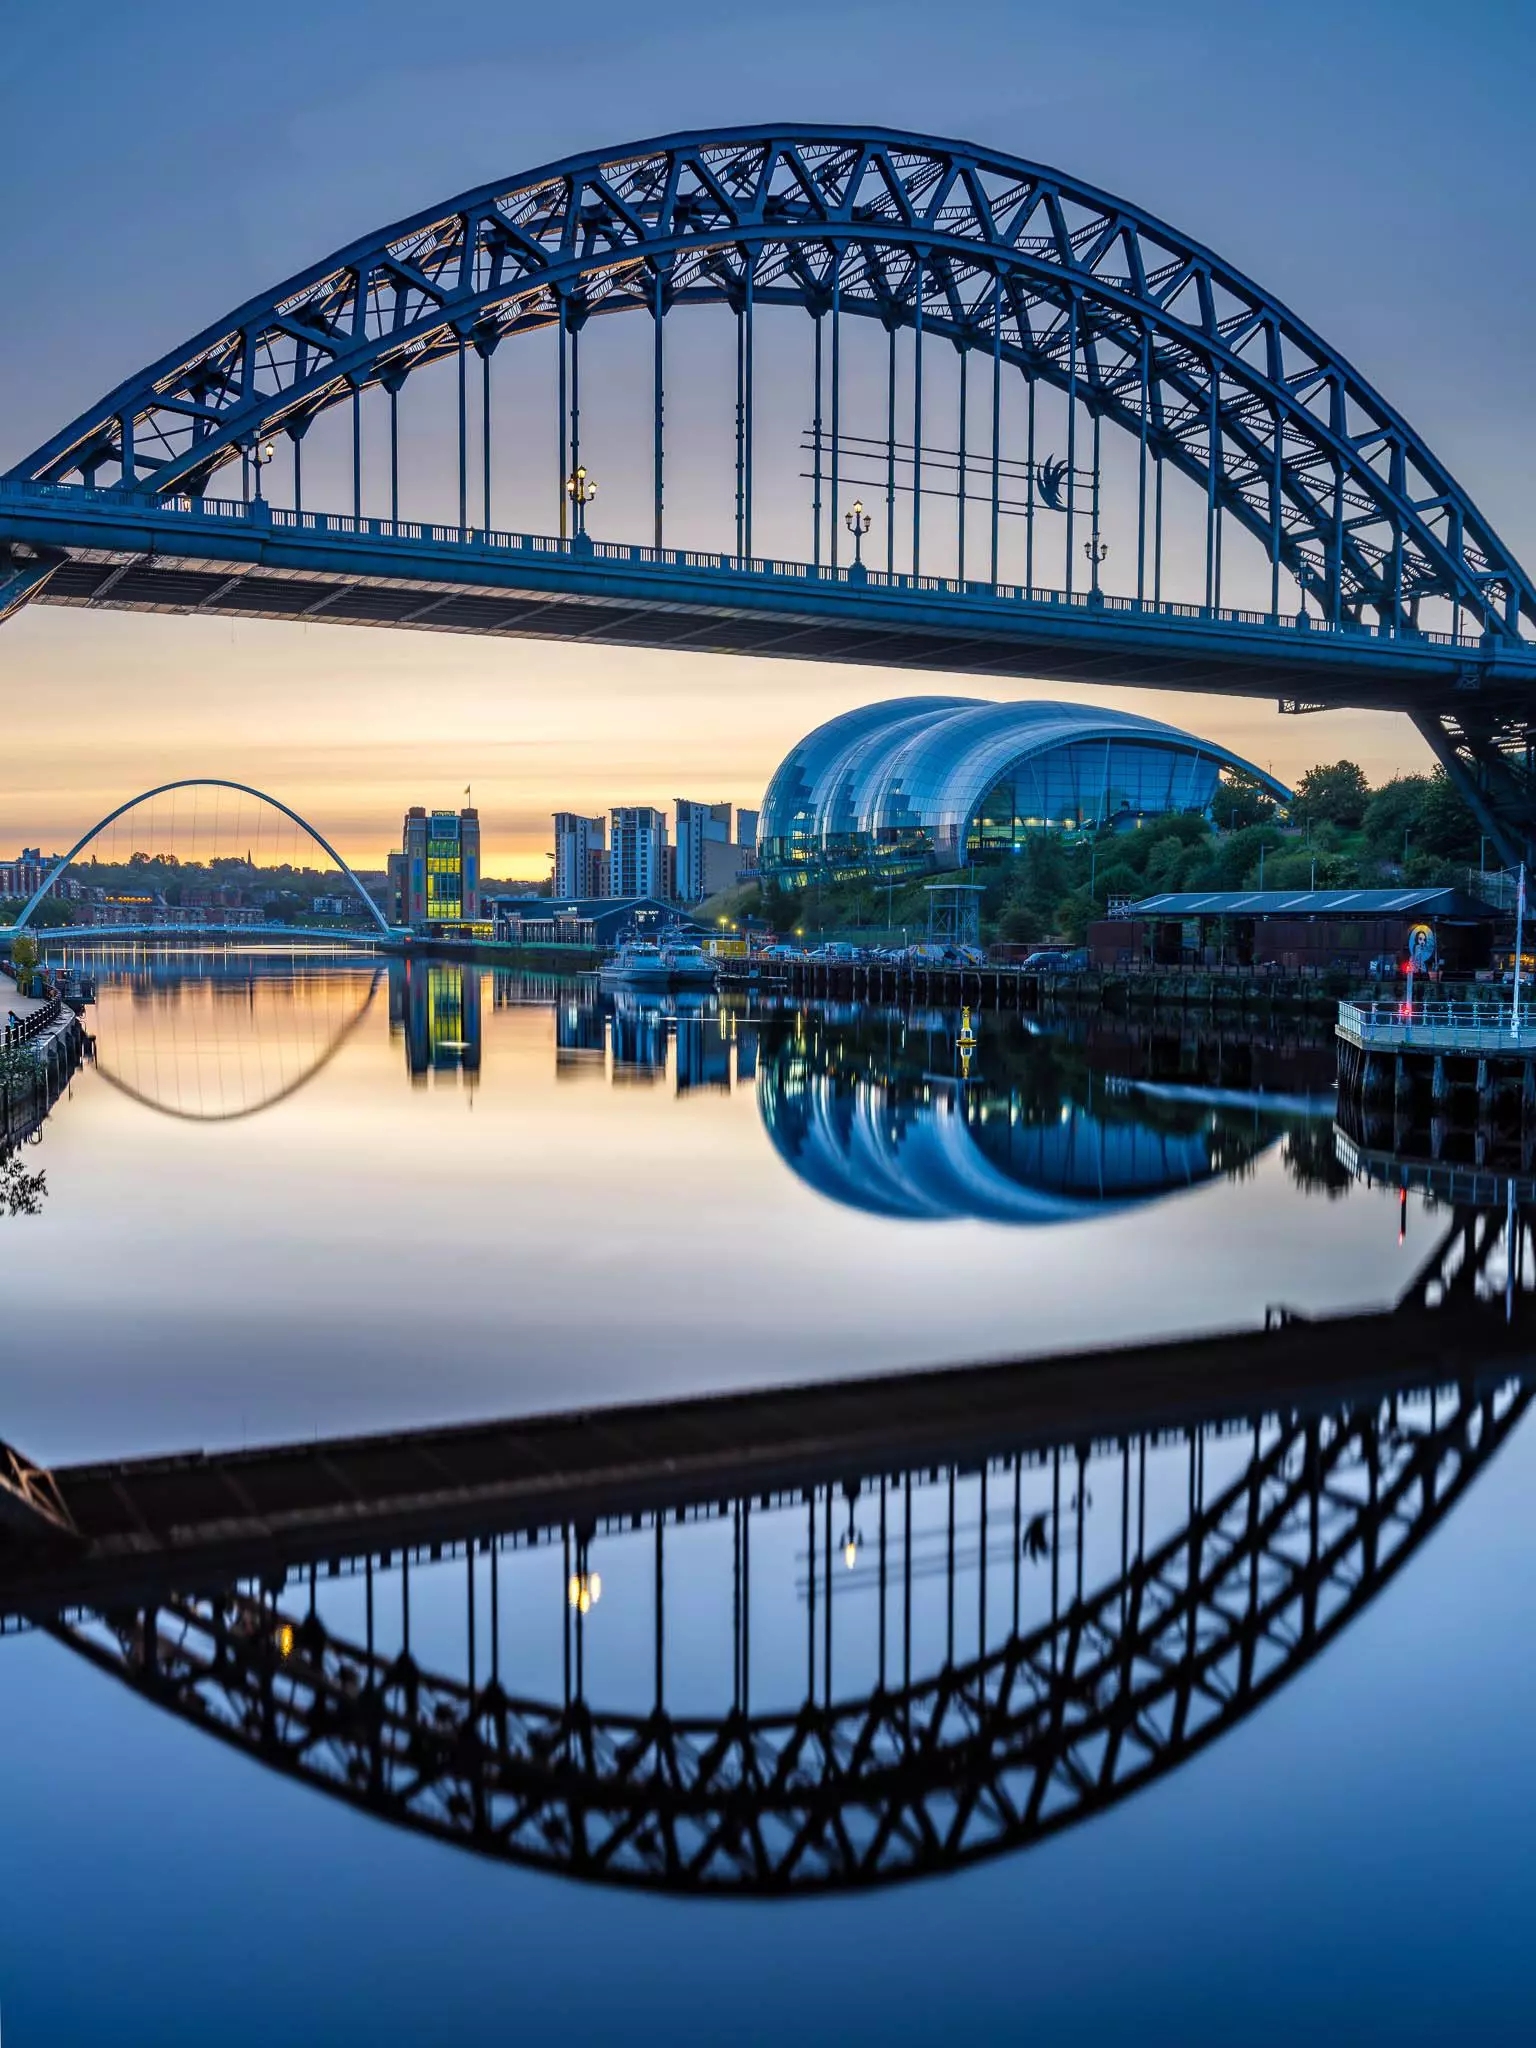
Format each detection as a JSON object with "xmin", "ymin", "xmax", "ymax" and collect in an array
[
  {"xmin": 758, "ymin": 698, "xmax": 1288, "ymax": 881},
  {"xmin": 396, "ymin": 805, "xmax": 481, "ymax": 929}
]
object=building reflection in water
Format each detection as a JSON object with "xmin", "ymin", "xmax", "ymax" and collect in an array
[
  {"xmin": 389, "ymin": 960, "xmax": 482, "ymax": 1085},
  {"xmin": 759, "ymin": 1004, "xmax": 1338, "ymax": 1224},
  {"xmin": 10, "ymin": 1198, "xmax": 1530, "ymax": 1895}
]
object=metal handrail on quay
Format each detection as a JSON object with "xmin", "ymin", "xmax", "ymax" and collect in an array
[
  {"xmin": 1, "ymin": 995, "xmax": 62, "ymax": 1052},
  {"xmin": 1336, "ymin": 996, "xmax": 1536, "ymax": 1054}
]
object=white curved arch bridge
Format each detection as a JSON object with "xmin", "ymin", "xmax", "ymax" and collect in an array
[{"xmin": 5, "ymin": 779, "xmax": 398, "ymax": 946}]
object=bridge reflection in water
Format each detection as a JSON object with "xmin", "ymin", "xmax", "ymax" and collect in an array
[{"xmin": 2, "ymin": 1200, "xmax": 1528, "ymax": 1895}]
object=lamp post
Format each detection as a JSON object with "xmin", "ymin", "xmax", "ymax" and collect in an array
[
  {"xmin": 845, "ymin": 498, "xmax": 871, "ymax": 580},
  {"xmin": 565, "ymin": 464, "xmax": 597, "ymax": 547},
  {"xmin": 1083, "ymin": 534, "xmax": 1109, "ymax": 600},
  {"xmin": 248, "ymin": 436, "xmax": 276, "ymax": 510}
]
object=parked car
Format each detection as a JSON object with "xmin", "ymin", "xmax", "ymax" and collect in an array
[{"xmin": 1020, "ymin": 947, "xmax": 1089, "ymax": 973}]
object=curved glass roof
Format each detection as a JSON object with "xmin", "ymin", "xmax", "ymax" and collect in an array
[{"xmin": 759, "ymin": 697, "xmax": 1291, "ymax": 856}]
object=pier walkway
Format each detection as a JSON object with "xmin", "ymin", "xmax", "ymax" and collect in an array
[{"xmin": 1337, "ymin": 997, "xmax": 1536, "ymax": 1055}]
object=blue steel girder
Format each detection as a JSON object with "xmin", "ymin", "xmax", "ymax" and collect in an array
[{"xmin": 7, "ymin": 126, "xmax": 1532, "ymax": 644}]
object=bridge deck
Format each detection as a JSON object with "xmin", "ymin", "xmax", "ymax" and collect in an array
[
  {"xmin": 4, "ymin": 1297, "xmax": 1528, "ymax": 1612},
  {"xmin": 5, "ymin": 486, "xmax": 1529, "ymax": 707}
]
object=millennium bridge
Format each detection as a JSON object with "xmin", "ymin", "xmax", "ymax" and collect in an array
[
  {"xmin": 0, "ymin": 1199, "xmax": 1528, "ymax": 1894},
  {"xmin": 3, "ymin": 128, "xmax": 1536, "ymax": 855},
  {"xmin": 4, "ymin": 778, "xmax": 400, "ymax": 945}
]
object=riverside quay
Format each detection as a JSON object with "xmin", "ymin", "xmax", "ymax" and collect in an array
[{"xmin": 1336, "ymin": 996, "xmax": 1536, "ymax": 1121}]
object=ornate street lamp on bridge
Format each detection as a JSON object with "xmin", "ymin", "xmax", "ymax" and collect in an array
[
  {"xmin": 565, "ymin": 464, "xmax": 597, "ymax": 551},
  {"xmin": 844, "ymin": 498, "xmax": 871, "ymax": 581}
]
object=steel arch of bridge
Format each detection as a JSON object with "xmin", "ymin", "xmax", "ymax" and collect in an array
[
  {"xmin": 56, "ymin": 1371, "xmax": 1528, "ymax": 1896},
  {"xmin": 11, "ymin": 125, "xmax": 1533, "ymax": 648},
  {"xmin": 9, "ymin": 127, "xmax": 1536, "ymax": 856},
  {"xmin": 11, "ymin": 779, "xmax": 393, "ymax": 938}
]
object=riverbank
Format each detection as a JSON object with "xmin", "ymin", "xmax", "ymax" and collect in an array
[
  {"xmin": 717, "ymin": 956, "xmax": 1395, "ymax": 1014},
  {"xmin": 2, "ymin": 975, "xmax": 87, "ymax": 1151}
]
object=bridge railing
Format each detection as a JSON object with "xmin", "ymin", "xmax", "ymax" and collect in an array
[{"xmin": 0, "ymin": 480, "xmax": 1503, "ymax": 652}]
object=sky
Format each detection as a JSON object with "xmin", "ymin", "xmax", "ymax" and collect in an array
[{"xmin": 2, "ymin": 0, "xmax": 1534, "ymax": 876}]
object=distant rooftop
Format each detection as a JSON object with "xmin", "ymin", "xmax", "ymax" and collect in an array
[{"xmin": 1125, "ymin": 887, "xmax": 1500, "ymax": 919}]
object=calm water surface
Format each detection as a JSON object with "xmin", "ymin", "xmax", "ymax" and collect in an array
[{"xmin": 1, "ymin": 949, "xmax": 1531, "ymax": 2044}]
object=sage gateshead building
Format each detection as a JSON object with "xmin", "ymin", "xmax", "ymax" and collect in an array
[{"xmin": 758, "ymin": 697, "xmax": 1290, "ymax": 883}]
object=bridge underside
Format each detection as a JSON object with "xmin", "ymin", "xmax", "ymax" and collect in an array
[
  {"xmin": 11, "ymin": 489, "xmax": 1536, "ymax": 857},
  {"xmin": 19, "ymin": 543, "xmax": 1513, "ymax": 704},
  {"xmin": 6, "ymin": 488, "xmax": 1534, "ymax": 701}
]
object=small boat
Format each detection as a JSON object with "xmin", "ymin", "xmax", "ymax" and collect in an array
[{"xmin": 599, "ymin": 922, "xmax": 717, "ymax": 991}]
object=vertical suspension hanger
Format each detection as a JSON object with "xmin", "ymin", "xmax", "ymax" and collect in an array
[
  {"xmin": 990, "ymin": 275, "xmax": 1002, "ymax": 588},
  {"xmin": 734, "ymin": 281, "xmax": 745, "ymax": 560},
  {"xmin": 387, "ymin": 376, "xmax": 401, "ymax": 527},
  {"xmin": 886, "ymin": 322, "xmax": 897, "ymax": 575},
  {"xmin": 570, "ymin": 314, "xmax": 583, "ymax": 520},
  {"xmin": 1205, "ymin": 364, "xmax": 1218, "ymax": 610},
  {"xmin": 456, "ymin": 332, "xmax": 469, "ymax": 538},
  {"xmin": 353, "ymin": 383, "xmax": 363, "ymax": 524},
  {"xmin": 812, "ymin": 304, "xmax": 824, "ymax": 570},
  {"xmin": 743, "ymin": 257, "xmax": 755, "ymax": 561},
  {"xmin": 556, "ymin": 291, "xmax": 568, "ymax": 540},
  {"xmin": 1065, "ymin": 296, "xmax": 1078, "ymax": 597},
  {"xmin": 1137, "ymin": 326, "xmax": 1149, "ymax": 606},
  {"xmin": 912, "ymin": 251, "xmax": 925, "ymax": 579},
  {"xmin": 1270, "ymin": 394, "xmax": 1283, "ymax": 618},
  {"xmin": 1026, "ymin": 350, "xmax": 1037, "ymax": 591},
  {"xmin": 830, "ymin": 264, "xmax": 843, "ymax": 571},
  {"xmin": 652, "ymin": 260, "xmax": 665, "ymax": 551},
  {"xmin": 481, "ymin": 337, "xmax": 493, "ymax": 534},
  {"xmin": 957, "ymin": 337, "xmax": 968, "ymax": 585}
]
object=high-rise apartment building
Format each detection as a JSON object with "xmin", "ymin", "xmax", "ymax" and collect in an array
[
  {"xmin": 390, "ymin": 804, "xmax": 480, "ymax": 928},
  {"xmin": 674, "ymin": 800, "xmax": 732, "ymax": 904},
  {"xmin": 553, "ymin": 813, "xmax": 607, "ymax": 899},
  {"xmin": 609, "ymin": 806, "xmax": 668, "ymax": 900},
  {"xmin": 673, "ymin": 802, "xmax": 759, "ymax": 901}
]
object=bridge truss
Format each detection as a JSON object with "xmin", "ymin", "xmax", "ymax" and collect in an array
[{"xmin": 4, "ymin": 129, "xmax": 1536, "ymax": 852}]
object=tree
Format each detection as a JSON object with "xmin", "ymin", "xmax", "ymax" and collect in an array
[
  {"xmin": 1291, "ymin": 760, "xmax": 1370, "ymax": 829},
  {"xmin": 1417, "ymin": 770, "xmax": 1480, "ymax": 863},
  {"xmin": 1217, "ymin": 769, "xmax": 1279, "ymax": 833}
]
